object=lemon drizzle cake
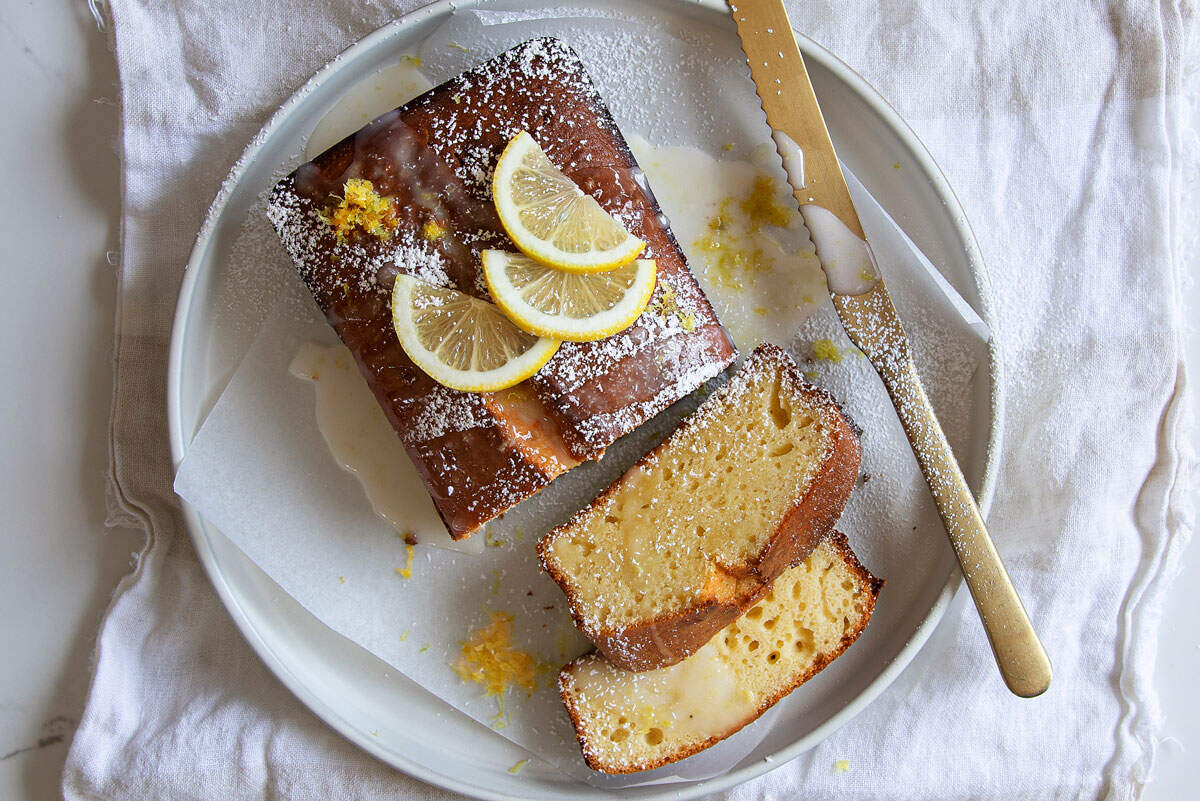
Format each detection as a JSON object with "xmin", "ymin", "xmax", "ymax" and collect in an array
[
  {"xmin": 560, "ymin": 531, "xmax": 881, "ymax": 774},
  {"xmin": 539, "ymin": 344, "xmax": 861, "ymax": 671},
  {"xmin": 267, "ymin": 39, "xmax": 735, "ymax": 539}
]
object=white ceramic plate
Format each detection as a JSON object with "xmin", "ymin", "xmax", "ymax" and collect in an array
[{"xmin": 167, "ymin": 1, "xmax": 1002, "ymax": 798}]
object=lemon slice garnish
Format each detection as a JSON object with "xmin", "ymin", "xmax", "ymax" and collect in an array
[
  {"xmin": 482, "ymin": 250, "xmax": 657, "ymax": 342},
  {"xmin": 391, "ymin": 274, "xmax": 560, "ymax": 392},
  {"xmin": 492, "ymin": 132, "xmax": 645, "ymax": 273}
]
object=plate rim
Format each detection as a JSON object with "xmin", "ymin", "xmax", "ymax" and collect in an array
[{"xmin": 165, "ymin": 1, "xmax": 1004, "ymax": 798}]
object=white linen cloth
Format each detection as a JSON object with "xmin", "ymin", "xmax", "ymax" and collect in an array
[{"xmin": 66, "ymin": 0, "xmax": 1196, "ymax": 799}]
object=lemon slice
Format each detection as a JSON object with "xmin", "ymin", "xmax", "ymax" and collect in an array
[
  {"xmin": 492, "ymin": 131, "xmax": 645, "ymax": 273},
  {"xmin": 391, "ymin": 274, "xmax": 560, "ymax": 392},
  {"xmin": 482, "ymin": 250, "xmax": 657, "ymax": 342}
]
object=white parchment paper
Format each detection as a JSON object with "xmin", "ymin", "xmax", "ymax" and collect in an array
[{"xmin": 174, "ymin": 7, "xmax": 989, "ymax": 787}]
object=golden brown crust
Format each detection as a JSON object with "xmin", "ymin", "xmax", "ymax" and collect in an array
[
  {"xmin": 559, "ymin": 531, "xmax": 882, "ymax": 774},
  {"xmin": 405, "ymin": 419, "xmax": 562, "ymax": 540},
  {"xmin": 539, "ymin": 343, "xmax": 861, "ymax": 670},
  {"xmin": 754, "ymin": 400, "xmax": 861, "ymax": 578}
]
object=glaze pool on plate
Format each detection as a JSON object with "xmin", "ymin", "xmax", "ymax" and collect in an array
[{"xmin": 167, "ymin": 1, "xmax": 1001, "ymax": 798}]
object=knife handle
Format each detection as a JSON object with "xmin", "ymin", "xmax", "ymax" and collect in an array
[{"xmin": 876, "ymin": 350, "xmax": 1052, "ymax": 697}]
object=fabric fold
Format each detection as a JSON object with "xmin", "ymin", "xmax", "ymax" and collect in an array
[{"xmin": 65, "ymin": 1, "xmax": 1195, "ymax": 799}]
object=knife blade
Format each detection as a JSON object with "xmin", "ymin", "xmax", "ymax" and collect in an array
[{"xmin": 728, "ymin": 0, "xmax": 1052, "ymax": 697}]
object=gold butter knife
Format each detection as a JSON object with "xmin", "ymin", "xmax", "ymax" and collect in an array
[{"xmin": 728, "ymin": 0, "xmax": 1051, "ymax": 697}]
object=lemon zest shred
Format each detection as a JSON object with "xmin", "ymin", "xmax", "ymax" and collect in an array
[
  {"xmin": 321, "ymin": 178, "xmax": 398, "ymax": 242},
  {"xmin": 739, "ymin": 175, "xmax": 793, "ymax": 231},
  {"xmin": 452, "ymin": 612, "xmax": 538, "ymax": 729},
  {"xmin": 813, "ymin": 339, "xmax": 843, "ymax": 363},
  {"xmin": 692, "ymin": 190, "xmax": 778, "ymax": 290},
  {"xmin": 395, "ymin": 544, "xmax": 415, "ymax": 579},
  {"xmin": 491, "ymin": 695, "xmax": 507, "ymax": 729},
  {"xmin": 422, "ymin": 219, "xmax": 446, "ymax": 241},
  {"xmin": 508, "ymin": 759, "xmax": 528, "ymax": 775},
  {"xmin": 650, "ymin": 286, "xmax": 699, "ymax": 332}
]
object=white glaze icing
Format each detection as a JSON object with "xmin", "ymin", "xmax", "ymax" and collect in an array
[
  {"xmin": 305, "ymin": 59, "xmax": 433, "ymax": 160},
  {"xmin": 799, "ymin": 204, "xmax": 881, "ymax": 296},
  {"xmin": 289, "ymin": 342, "xmax": 483, "ymax": 554},
  {"xmin": 771, "ymin": 129, "xmax": 805, "ymax": 189},
  {"xmin": 570, "ymin": 639, "xmax": 755, "ymax": 743},
  {"xmin": 629, "ymin": 137, "xmax": 827, "ymax": 348}
]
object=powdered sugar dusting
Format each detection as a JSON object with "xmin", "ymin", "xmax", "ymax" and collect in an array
[
  {"xmin": 265, "ymin": 37, "xmax": 736, "ymax": 538},
  {"xmin": 402, "ymin": 384, "xmax": 492, "ymax": 443}
]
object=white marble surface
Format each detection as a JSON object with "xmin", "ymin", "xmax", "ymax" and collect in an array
[{"xmin": 0, "ymin": 2, "xmax": 1194, "ymax": 799}]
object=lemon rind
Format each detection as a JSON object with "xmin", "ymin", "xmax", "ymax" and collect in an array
[
  {"xmin": 391, "ymin": 275, "xmax": 561, "ymax": 393},
  {"xmin": 492, "ymin": 132, "xmax": 646, "ymax": 274},
  {"xmin": 482, "ymin": 252, "xmax": 658, "ymax": 342}
]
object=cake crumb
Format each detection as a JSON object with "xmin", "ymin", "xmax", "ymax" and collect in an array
[{"xmin": 834, "ymin": 759, "xmax": 851, "ymax": 773}]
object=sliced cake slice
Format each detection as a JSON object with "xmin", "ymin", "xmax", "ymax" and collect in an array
[
  {"xmin": 539, "ymin": 343, "xmax": 861, "ymax": 671},
  {"xmin": 559, "ymin": 531, "xmax": 881, "ymax": 774}
]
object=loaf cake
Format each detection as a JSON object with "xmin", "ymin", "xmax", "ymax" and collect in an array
[
  {"xmin": 560, "ymin": 531, "xmax": 881, "ymax": 774},
  {"xmin": 539, "ymin": 343, "xmax": 860, "ymax": 671},
  {"xmin": 267, "ymin": 38, "xmax": 736, "ymax": 539}
]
